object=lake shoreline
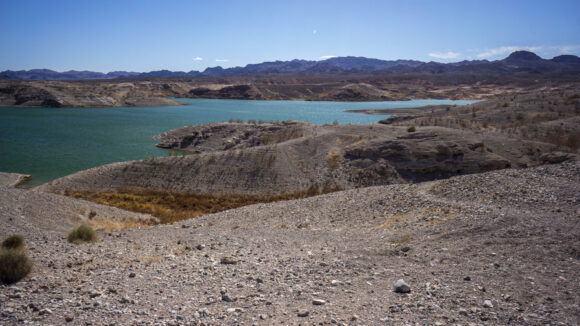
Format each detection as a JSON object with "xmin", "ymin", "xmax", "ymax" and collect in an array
[
  {"xmin": 0, "ymin": 78, "xmax": 530, "ymax": 108},
  {"xmin": 0, "ymin": 98, "xmax": 475, "ymax": 186}
]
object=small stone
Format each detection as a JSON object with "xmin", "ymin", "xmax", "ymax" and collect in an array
[
  {"xmin": 27, "ymin": 303, "xmax": 39, "ymax": 312},
  {"xmin": 351, "ymin": 314, "xmax": 359, "ymax": 321},
  {"xmin": 120, "ymin": 296, "xmax": 133, "ymax": 304},
  {"xmin": 128, "ymin": 272, "xmax": 136, "ymax": 278},
  {"xmin": 463, "ymin": 276, "xmax": 471, "ymax": 281},
  {"xmin": 393, "ymin": 279, "xmax": 411, "ymax": 293},
  {"xmin": 483, "ymin": 300, "xmax": 493, "ymax": 308},
  {"xmin": 196, "ymin": 244, "xmax": 205, "ymax": 250},
  {"xmin": 65, "ymin": 314, "xmax": 74, "ymax": 322},
  {"xmin": 222, "ymin": 294, "xmax": 233, "ymax": 302},
  {"xmin": 312, "ymin": 298, "xmax": 326, "ymax": 305},
  {"xmin": 221, "ymin": 256, "xmax": 238, "ymax": 264},
  {"xmin": 39, "ymin": 308, "xmax": 53, "ymax": 315},
  {"xmin": 297, "ymin": 310, "xmax": 309, "ymax": 317},
  {"xmin": 198, "ymin": 308, "xmax": 210, "ymax": 317},
  {"xmin": 89, "ymin": 290, "xmax": 102, "ymax": 298}
]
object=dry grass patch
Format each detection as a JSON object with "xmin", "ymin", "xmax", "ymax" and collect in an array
[
  {"xmin": 374, "ymin": 214, "xmax": 407, "ymax": 230},
  {"xmin": 326, "ymin": 149, "xmax": 341, "ymax": 170},
  {"xmin": 66, "ymin": 185, "xmax": 338, "ymax": 225},
  {"xmin": 87, "ymin": 219, "xmax": 152, "ymax": 232},
  {"xmin": 391, "ymin": 232, "xmax": 412, "ymax": 244},
  {"xmin": 421, "ymin": 206, "xmax": 461, "ymax": 226},
  {"xmin": 68, "ymin": 224, "xmax": 98, "ymax": 244}
]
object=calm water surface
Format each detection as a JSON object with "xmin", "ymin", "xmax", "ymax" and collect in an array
[{"xmin": 0, "ymin": 98, "xmax": 476, "ymax": 185}]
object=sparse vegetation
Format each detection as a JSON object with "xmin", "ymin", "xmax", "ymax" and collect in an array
[
  {"xmin": 261, "ymin": 134, "xmax": 270, "ymax": 145},
  {"xmin": 407, "ymin": 126, "xmax": 416, "ymax": 132},
  {"xmin": 391, "ymin": 233, "xmax": 412, "ymax": 244},
  {"xmin": 68, "ymin": 224, "xmax": 97, "ymax": 244},
  {"xmin": 0, "ymin": 249, "xmax": 32, "ymax": 284},
  {"xmin": 326, "ymin": 149, "xmax": 341, "ymax": 170},
  {"xmin": 66, "ymin": 185, "xmax": 341, "ymax": 225},
  {"xmin": 0, "ymin": 235, "xmax": 32, "ymax": 284},
  {"xmin": 2, "ymin": 234, "xmax": 24, "ymax": 250}
]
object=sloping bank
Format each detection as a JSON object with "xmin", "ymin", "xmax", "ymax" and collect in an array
[{"xmin": 36, "ymin": 120, "xmax": 568, "ymax": 222}]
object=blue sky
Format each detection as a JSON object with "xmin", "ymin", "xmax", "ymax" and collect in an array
[{"xmin": 1, "ymin": 0, "xmax": 579, "ymax": 72}]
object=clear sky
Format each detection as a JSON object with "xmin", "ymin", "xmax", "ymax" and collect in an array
[{"xmin": 1, "ymin": 0, "xmax": 579, "ymax": 72}]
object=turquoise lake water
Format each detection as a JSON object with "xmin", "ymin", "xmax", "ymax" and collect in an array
[{"xmin": 0, "ymin": 98, "xmax": 476, "ymax": 185}]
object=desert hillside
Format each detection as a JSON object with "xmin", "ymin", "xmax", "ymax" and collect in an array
[{"xmin": 1, "ymin": 159, "xmax": 578, "ymax": 324}]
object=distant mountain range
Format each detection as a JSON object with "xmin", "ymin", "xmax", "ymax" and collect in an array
[{"xmin": 2, "ymin": 51, "xmax": 580, "ymax": 81}]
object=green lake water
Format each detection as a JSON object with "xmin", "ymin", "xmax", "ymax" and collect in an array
[{"xmin": 0, "ymin": 98, "xmax": 476, "ymax": 185}]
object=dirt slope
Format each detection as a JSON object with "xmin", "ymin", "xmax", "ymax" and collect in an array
[{"xmin": 1, "ymin": 161, "xmax": 578, "ymax": 325}]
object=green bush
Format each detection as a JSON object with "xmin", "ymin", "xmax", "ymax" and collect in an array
[
  {"xmin": 68, "ymin": 224, "xmax": 97, "ymax": 244},
  {"xmin": 2, "ymin": 234, "xmax": 24, "ymax": 250},
  {"xmin": 407, "ymin": 126, "xmax": 416, "ymax": 132},
  {"xmin": 0, "ymin": 249, "xmax": 32, "ymax": 284}
]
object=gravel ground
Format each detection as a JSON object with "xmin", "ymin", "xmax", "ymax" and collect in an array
[{"xmin": 1, "ymin": 160, "xmax": 579, "ymax": 325}]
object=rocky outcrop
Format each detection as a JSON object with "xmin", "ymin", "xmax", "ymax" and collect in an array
[
  {"xmin": 0, "ymin": 81, "xmax": 186, "ymax": 107},
  {"xmin": 0, "ymin": 85, "xmax": 63, "ymax": 107},
  {"xmin": 155, "ymin": 121, "xmax": 312, "ymax": 152},
  {"xmin": 344, "ymin": 129, "xmax": 520, "ymax": 183}
]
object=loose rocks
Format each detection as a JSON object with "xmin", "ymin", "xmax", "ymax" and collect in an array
[
  {"xmin": 312, "ymin": 298, "xmax": 326, "ymax": 305},
  {"xmin": 297, "ymin": 310, "xmax": 310, "ymax": 317},
  {"xmin": 393, "ymin": 279, "xmax": 411, "ymax": 293}
]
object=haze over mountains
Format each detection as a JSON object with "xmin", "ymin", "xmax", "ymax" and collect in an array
[{"xmin": 2, "ymin": 51, "xmax": 579, "ymax": 81}]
